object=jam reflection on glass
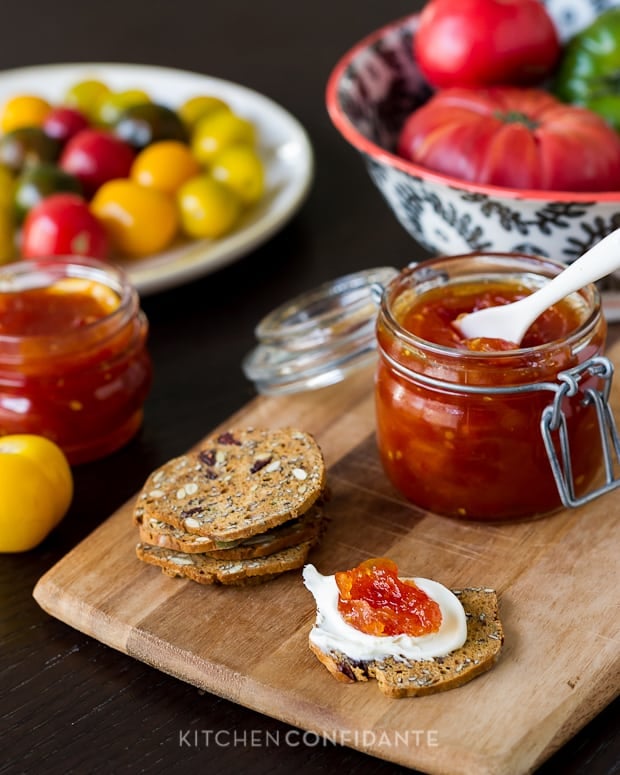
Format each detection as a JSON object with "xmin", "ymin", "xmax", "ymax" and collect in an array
[{"xmin": 375, "ymin": 276, "xmax": 606, "ymax": 521}]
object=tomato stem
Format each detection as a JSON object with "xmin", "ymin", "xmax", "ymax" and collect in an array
[{"xmin": 493, "ymin": 110, "xmax": 540, "ymax": 130}]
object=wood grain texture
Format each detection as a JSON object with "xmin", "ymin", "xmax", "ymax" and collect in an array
[{"xmin": 33, "ymin": 358, "xmax": 620, "ymax": 775}]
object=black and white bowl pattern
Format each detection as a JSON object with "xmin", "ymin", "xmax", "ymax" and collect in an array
[{"xmin": 328, "ymin": 0, "xmax": 620, "ymax": 263}]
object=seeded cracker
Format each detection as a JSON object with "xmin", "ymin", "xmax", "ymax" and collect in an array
[
  {"xmin": 308, "ymin": 588, "xmax": 504, "ymax": 698},
  {"xmin": 136, "ymin": 541, "xmax": 315, "ymax": 585},
  {"xmin": 135, "ymin": 428, "xmax": 326, "ymax": 542},
  {"xmin": 136, "ymin": 500, "xmax": 328, "ymax": 558}
]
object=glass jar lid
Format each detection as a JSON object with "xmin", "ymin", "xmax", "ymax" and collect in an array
[{"xmin": 242, "ymin": 267, "xmax": 398, "ymax": 395}]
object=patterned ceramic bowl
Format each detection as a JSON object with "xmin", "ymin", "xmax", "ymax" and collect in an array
[{"xmin": 326, "ymin": 0, "xmax": 620, "ymax": 263}]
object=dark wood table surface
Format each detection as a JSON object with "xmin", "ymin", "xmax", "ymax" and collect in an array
[{"xmin": 1, "ymin": 1, "xmax": 618, "ymax": 773}]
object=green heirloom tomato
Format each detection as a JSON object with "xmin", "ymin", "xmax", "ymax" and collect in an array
[
  {"xmin": 554, "ymin": 8, "xmax": 620, "ymax": 131},
  {"xmin": 13, "ymin": 163, "xmax": 82, "ymax": 224},
  {"xmin": 0, "ymin": 127, "xmax": 60, "ymax": 174},
  {"xmin": 114, "ymin": 103, "xmax": 188, "ymax": 150}
]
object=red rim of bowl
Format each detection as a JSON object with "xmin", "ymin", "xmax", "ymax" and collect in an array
[{"xmin": 325, "ymin": 13, "xmax": 620, "ymax": 204}]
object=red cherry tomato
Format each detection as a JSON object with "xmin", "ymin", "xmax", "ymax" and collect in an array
[
  {"xmin": 42, "ymin": 107, "xmax": 90, "ymax": 145},
  {"xmin": 21, "ymin": 193, "xmax": 109, "ymax": 259},
  {"xmin": 59, "ymin": 129, "xmax": 135, "ymax": 198},
  {"xmin": 414, "ymin": 0, "xmax": 561, "ymax": 89}
]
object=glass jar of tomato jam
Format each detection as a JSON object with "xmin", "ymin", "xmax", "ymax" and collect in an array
[
  {"xmin": 0, "ymin": 257, "xmax": 152, "ymax": 464},
  {"xmin": 375, "ymin": 253, "xmax": 608, "ymax": 521}
]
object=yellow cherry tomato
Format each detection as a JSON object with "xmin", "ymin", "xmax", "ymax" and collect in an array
[
  {"xmin": 177, "ymin": 175, "xmax": 241, "ymax": 239},
  {"xmin": 64, "ymin": 79, "xmax": 111, "ymax": 121},
  {"xmin": 0, "ymin": 164, "xmax": 15, "ymax": 211},
  {"xmin": 91, "ymin": 179, "xmax": 179, "ymax": 257},
  {"xmin": 191, "ymin": 111, "xmax": 256, "ymax": 165},
  {"xmin": 210, "ymin": 145, "xmax": 265, "ymax": 206},
  {"xmin": 0, "ymin": 207, "xmax": 15, "ymax": 264},
  {"xmin": 0, "ymin": 94, "xmax": 52, "ymax": 133},
  {"xmin": 0, "ymin": 434, "xmax": 73, "ymax": 553},
  {"xmin": 95, "ymin": 89, "xmax": 152, "ymax": 127},
  {"xmin": 130, "ymin": 140, "xmax": 200, "ymax": 194},
  {"xmin": 178, "ymin": 95, "xmax": 231, "ymax": 131}
]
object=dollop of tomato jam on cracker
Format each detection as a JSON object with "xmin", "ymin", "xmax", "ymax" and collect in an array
[{"xmin": 335, "ymin": 558, "xmax": 442, "ymax": 637}]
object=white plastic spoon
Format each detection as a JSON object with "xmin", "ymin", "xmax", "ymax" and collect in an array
[{"xmin": 454, "ymin": 228, "xmax": 620, "ymax": 344}]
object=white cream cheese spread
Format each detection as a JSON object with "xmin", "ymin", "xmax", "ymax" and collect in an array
[{"xmin": 302, "ymin": 564, "xmax": 467, "ymax": 662}]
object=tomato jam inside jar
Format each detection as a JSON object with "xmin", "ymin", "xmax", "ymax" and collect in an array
[
  {"xmin": 375, "ymin": 253, "xmax": 607, "ymax": 521},
  {"xmin": 0, "ymin": 257, "xmax": 152, "ymax": 464}
]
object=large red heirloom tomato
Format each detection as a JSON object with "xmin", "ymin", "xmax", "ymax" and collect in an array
[
  {"xmin": 397, "ymin": 87, "xmax": 620, "ymax": 192},
  {"xmin": 414, "ymin": 0, "xmax": 561, "ymax": 89}
]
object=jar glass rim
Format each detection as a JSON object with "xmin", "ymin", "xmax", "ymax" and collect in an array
[
  {"xmin": 0, "ymin": 256, "xmax": 137, "ymax": 350},
  {"xmin": 379, "ymin": 252, "xmax": 603, "ymax": 361}
]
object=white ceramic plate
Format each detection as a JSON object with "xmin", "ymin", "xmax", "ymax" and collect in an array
[{"xmin": 0, "ymin": 62, "xmax": 314, "ymax": 295}]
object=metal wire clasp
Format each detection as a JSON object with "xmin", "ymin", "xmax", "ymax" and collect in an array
[{"xmin": 541, "ymin": 355, "xmax": 620, "ymax": 508}]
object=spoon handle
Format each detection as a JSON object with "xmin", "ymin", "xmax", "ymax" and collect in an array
[{"xmin": 518, "ymin": 228, "xmax": 620, "ymax": 315}]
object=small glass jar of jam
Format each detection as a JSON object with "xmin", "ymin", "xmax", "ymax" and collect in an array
[
  {"xmin": 0, "ymin": 257, "xmax": 152, "ymax": 464},
  {"xmin": 375, "ymin": 253, "xmax": 608, "ymax": 521}
]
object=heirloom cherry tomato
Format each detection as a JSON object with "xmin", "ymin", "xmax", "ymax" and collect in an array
[
  {"xmin": 0, "ymin": 434, "xmax": 73, "ymax": 553},
  {"xmin": 13, "ymin": 163, "xmax": 82, "ymax": 224},
  {"xmin": 95, "ymin": 90, "xmax": 151, "ymax": 128},
  {"xmin": 0, "ymin": 208, "xmax": 15, "ymax": 264},
  {"xmin": 63, "ymin": 79, "xmax": 111, "ymax": 121},
  {"xmin": 397, "ymin": 87, "xmax": 620, "ymax": 191},
  {"xmin": 211, "ymin": 145, "xmax": 264, "ymax": 205},
  {"xmin": 91, "ymin": 179, "xmax": 178, "ymax": 256},
  {"xmin": 0, "ymin": 127, "xmax": 60, "ymax": 174},
  {"xmin": 42, "ymin": 106, "xmax": 90, "ymax": 145},
  {"xmin": 59, "ymin": 128, "xmax": 135, "ymax": 198},
  {"xmin": 191, "ymin": 110, "xmax": 256, "ymax": 165},
  {"xmin": 178, "ymin": 95, "xmax": 231, "ymax": 130},
  {"xmin": 414, "ymin": 0, "xmax": 561, "ymax": 89},
  {"xmin": 0, "ymin": 164, "xmax": 14, "ymax": 211},
  {"xmin": 177, "ymin": 175, "xmax": 241, "ymax": 238},
  {"xmin": 130, "ymin": 140, "xmax": 200, "ymax": 194},
  {"xmin": 114, "ymin": 103, "xmax": 188, "ymax": 150},
  {"xmin": 21, "ymin": 193, "xmax": 109, "ymax": 260},
  {"xmin": 0, "ymin": 94, "xmax": 52, "ymax": 133}
]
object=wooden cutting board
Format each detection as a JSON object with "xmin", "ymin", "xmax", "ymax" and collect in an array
[{"xmin": 33, "ymin": 347, "xmax": 620, "ymax": 775}]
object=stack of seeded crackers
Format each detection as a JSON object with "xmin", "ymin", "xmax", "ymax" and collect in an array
[{"xmin": 134, "ymin": 427, "xmax": 328, "ymax": 585}]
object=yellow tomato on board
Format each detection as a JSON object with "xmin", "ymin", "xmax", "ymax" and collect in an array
[{"xmin": 0, "ymin": 434, "xmax": 73, "ymax": 552}]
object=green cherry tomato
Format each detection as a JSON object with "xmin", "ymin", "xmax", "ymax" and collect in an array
[
  {"xmin": 13, "ymin": 163, "xmax": 82, "ymax": 224},
  {"xmin": 554, "ymin": 8, "xmax": 620, "ymax": 131},
  {"xmin": 114, "ymin": 103, "xmax": 188, "ymax": 150},
  {"xmin": 0, "ymin": 127, "xmax": 61, "ymax": 174}
]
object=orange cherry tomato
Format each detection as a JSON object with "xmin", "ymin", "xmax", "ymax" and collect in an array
[
  {"xmin": 91, "ymin": 179, "xmax": 178, "ymax": 257},
  {"xmin": 130, "ymin": 140, "xmax": 200, "ymax": 194},
  {"xmin": 0, "ymin": 94, "xmax": 52, "ymax": 133}
]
